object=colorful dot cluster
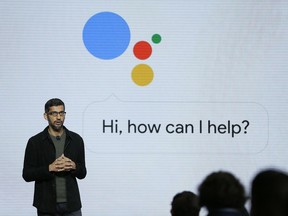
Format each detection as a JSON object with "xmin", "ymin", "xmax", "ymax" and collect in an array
[{"xmin": 82, "ymin": 12, "xmax": 161, "ymax": 86}]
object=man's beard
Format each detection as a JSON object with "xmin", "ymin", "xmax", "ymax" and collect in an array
[{"xmin": 50, "ymin": 121, "xmax": 63, "ymax": 132}]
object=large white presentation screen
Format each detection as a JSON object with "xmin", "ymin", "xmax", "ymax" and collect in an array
[{"xmin": 1, "ymin": 1, "xmax": 288, "ymax": 215}]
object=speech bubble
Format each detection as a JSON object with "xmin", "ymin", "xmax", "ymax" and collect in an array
[{"xmin": 82, "ymin": 95, "xmax": 269, "ymax": 154}]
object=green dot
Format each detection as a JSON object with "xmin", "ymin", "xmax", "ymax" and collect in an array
[{"xmin": 152, "ymin": 34, "xmax": 161, "ymax": 44}]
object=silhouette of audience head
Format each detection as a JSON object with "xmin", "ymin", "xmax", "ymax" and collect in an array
[
  {"xmin": 171, "ymin": 191, "xmax": 200, "ymax": 216},
  {"xmin": 198, "ymin": 171, "xmax": 246, "ymax": 213},
  {"xmin": 250, "ymin": 169, "xmax": 288, "ymax": 216}
]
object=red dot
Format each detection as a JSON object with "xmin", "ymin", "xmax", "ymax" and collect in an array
[{"xmin": 133, "ymin": 41, "xmax": 152, "ymax": 60}]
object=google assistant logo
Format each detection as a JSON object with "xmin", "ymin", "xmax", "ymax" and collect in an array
[{"xmin": 82, "ymin": 12, "xmax": 161, "ymax": 86}]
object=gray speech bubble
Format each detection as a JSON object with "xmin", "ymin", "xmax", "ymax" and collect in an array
[{"xmin": 82, "ymin": 95, "xmax": 269, "ymax": 155}]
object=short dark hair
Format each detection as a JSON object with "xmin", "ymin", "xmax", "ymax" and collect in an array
[
  {"xmin": 198, "ymin": 171, "xmax": 246, "ymax": 210},
  {"xmin": 44, "ymin": 98, "xmax": 65, "ymax": 113},
  {"xmin": 171, "ymin": 191, "xmax": 200, "ymax": 216},
  {"xmin": 251, "ymin": 169, "xmax": 288, "ymax": 216}
]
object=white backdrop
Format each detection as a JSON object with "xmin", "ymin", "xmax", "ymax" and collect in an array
[{"xmin": 1, "ymin": 1, "xmax": 288, "ymax": 215}]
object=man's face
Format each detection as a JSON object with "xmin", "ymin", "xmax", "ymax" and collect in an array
[{"xmin": 44, "ymin": 105, "xmax": 65, "ymax": 131}]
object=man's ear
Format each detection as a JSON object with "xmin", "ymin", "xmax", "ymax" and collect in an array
[{"xmin": 44, "ymin": 113, "xmax": 48, "ymax": 120}]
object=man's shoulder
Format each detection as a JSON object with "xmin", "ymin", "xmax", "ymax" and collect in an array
[
  {"xmin": 65, "ymin": 128, "xmax": 83, "ymax": 141},
  {"xmin": 29, "ymin": 128, "xmax": 48, "ymax": 141}
]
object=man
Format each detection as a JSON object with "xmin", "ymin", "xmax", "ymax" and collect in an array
[
  {"xmin": 198, "ymin": 171, "xmax": 247, "ymax": 216},
  {"xmin": 23, "ymin": 98, "xmax": 87, "ymax": 216},
  {"xmin": 171, "ymin": 191, "xmax": 200, "ymax": 216},
  {"xmin": 250, "ymin": 169, "xmax": 288, "ymax": 216}
]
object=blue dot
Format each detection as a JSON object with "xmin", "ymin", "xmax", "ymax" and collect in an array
[{"xmin": 83, "ymin": 12, "xmax": 131, "ymax": 60}]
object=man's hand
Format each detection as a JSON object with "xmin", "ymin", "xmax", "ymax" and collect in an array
[
  {"xmin": 62, "ymin": 155, "xmax": 76, "ymax": 171},
  {"xmin": 49, "ymin": 154, "xmax": 76, "ymax": 172}
]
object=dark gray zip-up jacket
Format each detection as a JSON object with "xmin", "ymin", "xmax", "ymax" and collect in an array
[{"xmin": 22, "ymin": 126, "xmax": 87, "ymax": 213}]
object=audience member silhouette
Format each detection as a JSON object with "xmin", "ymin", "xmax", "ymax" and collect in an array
[
  {"xmin": 198, "ymin": 171, "xmax": 247, "ymax": 216},
  {"xmin": 171, "ymin": 191, "xmax": 200, "ymax": 216},
  {"xmin": 250, "ymin": 169, "xmax": 288, "ymax": 216}
]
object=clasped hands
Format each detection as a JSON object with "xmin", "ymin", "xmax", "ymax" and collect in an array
[{"xmin": 49, "ymin": 154, "xmax": 76, "ymax": 172}]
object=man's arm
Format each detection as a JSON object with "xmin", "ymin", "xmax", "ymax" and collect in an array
[
  {"xmin": 69, "ymin": 138, "xmax": 87, "ymax": 179},
  {"xmin": 22, "ymin": 139, "xmax": 54, "ymax": 182}
]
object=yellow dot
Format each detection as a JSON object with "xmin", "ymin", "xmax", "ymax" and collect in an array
[{"xmin": 131, "ymin": 64, "xmax": 154, "ymax": 86}]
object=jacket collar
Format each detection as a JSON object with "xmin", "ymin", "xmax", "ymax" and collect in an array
[
  {"xmin": 208, "ymin": 208, "xmax": 242, "ymax": 216},
  {"xmin": 41, "ymin": 126, "xmax": 71, "ymax": 140}
]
